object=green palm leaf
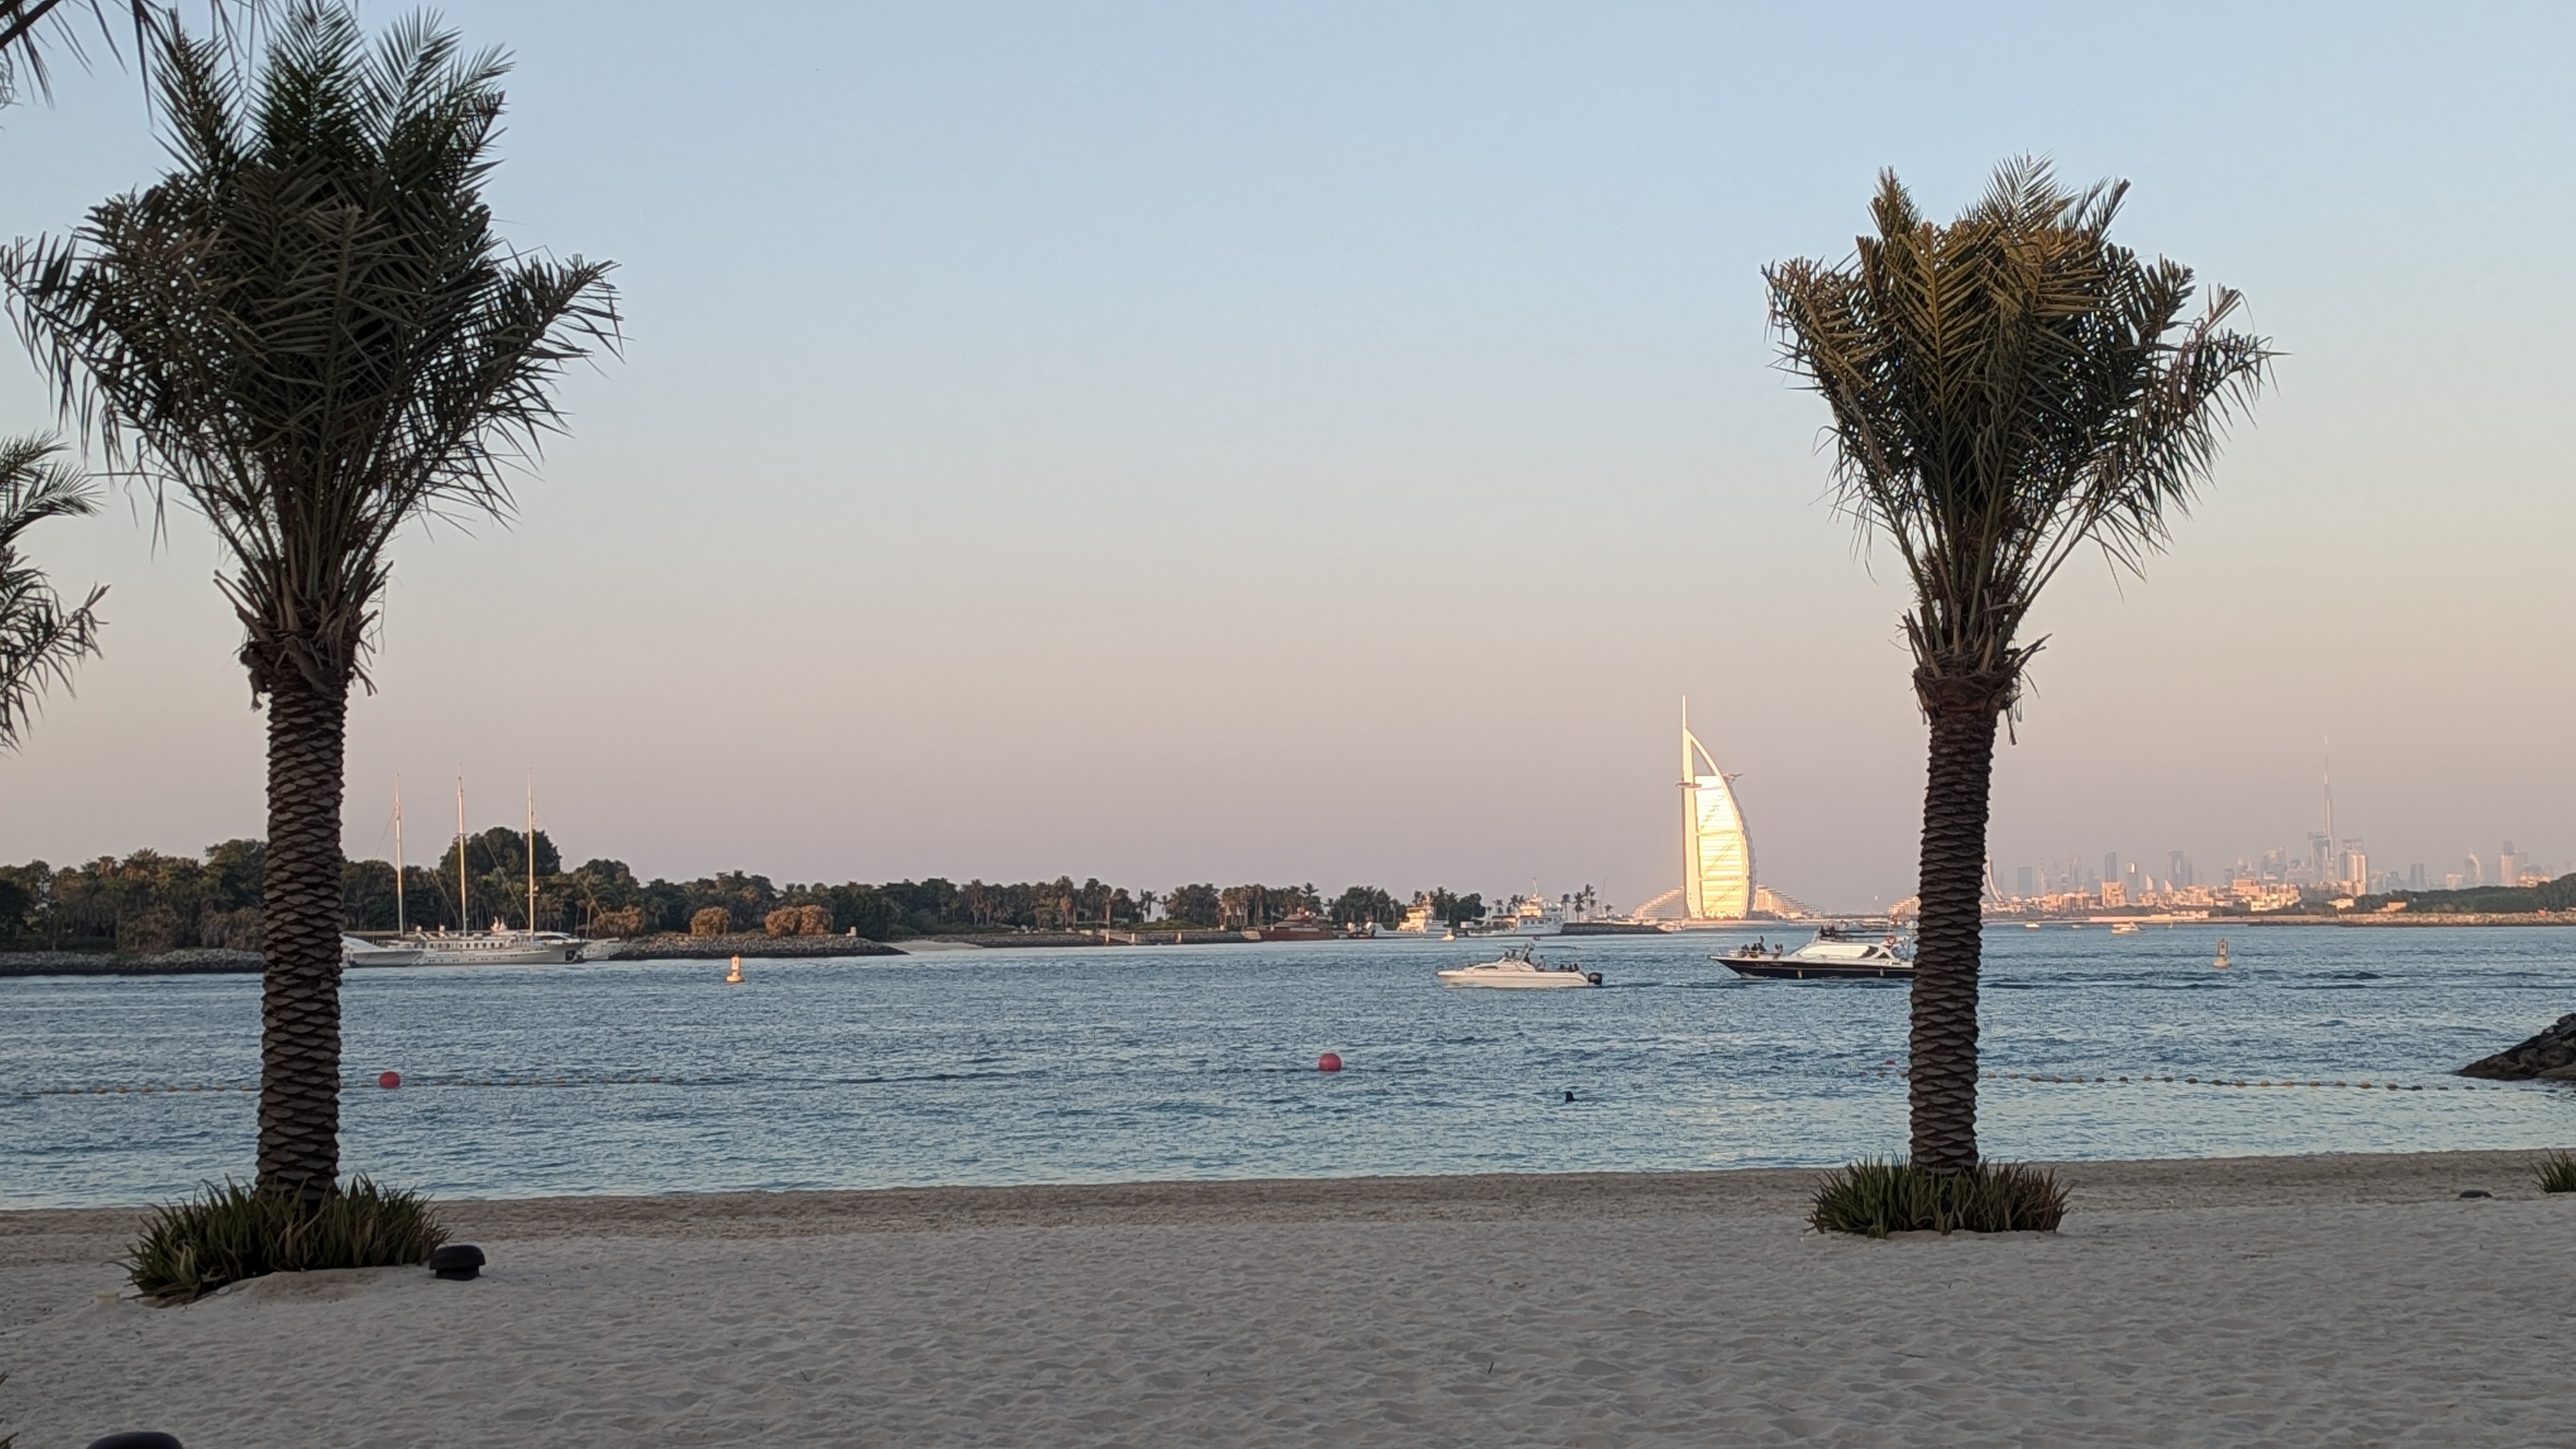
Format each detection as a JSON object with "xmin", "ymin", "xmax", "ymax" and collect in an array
[{"xmin": 0, "ymin": 435, "xmax": 105, "ymax": 750}]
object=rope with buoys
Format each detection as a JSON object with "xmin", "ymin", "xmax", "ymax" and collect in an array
[
  {"xmin": 1861, "ymin": 1066, "xmax": 2478, "ymax": 1092},
  {"xmin": 31, "ymin": 1068, "xmax": 2492, "ymax": 1097}
]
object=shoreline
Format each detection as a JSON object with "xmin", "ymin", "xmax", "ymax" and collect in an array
[
  {"xmin": 3, "ymin": 1149, "xmax": 2552, "ymax": 1262},
  {"xmin": 10, "ymin": 912, "xmax": 2573, "ymax": 977}
]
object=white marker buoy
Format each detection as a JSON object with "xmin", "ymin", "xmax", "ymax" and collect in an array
[{"xmin": 724, "ymin": 955, "xmax": 744, "ymax": 985}]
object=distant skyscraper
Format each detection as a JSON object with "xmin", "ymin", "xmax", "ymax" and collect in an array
[
  {"xmin": 2342, "ymin": 846, "xmax": 2367, "ymax": 894},
  {"xmin": 2499, "ymin": 842, "xmax": 2524, "ymax": 889},
  {"xmin": 2408, "ymin": 863, "xmax": 2426, "ymax": 892},
  {"xmin": 2016, "ymin": 865, "xmax": 2035, "ymax": 897},
  {"xmin": 2168, "ymin": 850, "xmax": 2193, "ymax": 889},
  {"xmin": 2103, "ymin": 852, "xmax": 2119, "ymax": 885},
  {"xmin": 2465, "ymin": 855, "xmax": 2483, "ymax": 888}
]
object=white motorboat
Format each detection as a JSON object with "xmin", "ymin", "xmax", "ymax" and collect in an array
[
  {"xmin": 342, "ymin": 935, "xmax": 424, "ymax": 967},
  {"xmin": 1716, "ymin": 926, "xmax": 1912, "ymax": 980},
  {"xmin": 1436, "ymin": 943, "xmax": 1601, "ymax": 988}
]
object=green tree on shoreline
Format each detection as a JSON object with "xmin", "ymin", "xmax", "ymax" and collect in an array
[{"xmin": 1767, "ymin": 160, "xmax": 2269, "ymax": 1172}]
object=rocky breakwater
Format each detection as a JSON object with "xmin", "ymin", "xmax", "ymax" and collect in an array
[
  {"xmin": 608, "ymin": 932, "xmax": 903, "ymax": 960},
  {"xmin": 2459, "ymin": 1011, "xmax": 2576, "ymax": 1079},
  {"xmin": 0, "ymin": 947, "xmax": 263, "ymax": 977}
]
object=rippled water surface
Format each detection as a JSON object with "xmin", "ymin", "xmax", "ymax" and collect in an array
[{"xmin": 9, "ymin": 926, "xmax": 2576, "ymax": 1207}]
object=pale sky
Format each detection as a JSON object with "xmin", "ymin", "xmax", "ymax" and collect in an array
[{"xmin": 1, "ymin": 3, "xmax": 2569, "ymax": 911}]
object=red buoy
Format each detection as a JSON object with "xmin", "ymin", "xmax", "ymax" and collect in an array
[
  {"xmin": 377, "ymin": 1071, "xmax": 402, "ymax": 1089},
  {"xmin": 1317, "ymin": 1052, "xmax": 1342, "ymax": 1073}
]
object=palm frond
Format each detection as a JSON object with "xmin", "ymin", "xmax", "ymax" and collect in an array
[
  {"xmin": 0, "ymin": 434, "xmax": 105, "ymax": 749},
  {"xmin": 0, "ymin": 1, "xmax": 258, "ymax": 106},
  {"xmin": 1767, "ymin": 157, "xmax": 2272, "ymax": 716}
]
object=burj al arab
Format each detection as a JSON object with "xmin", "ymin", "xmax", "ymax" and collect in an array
[{"xmin": 1681, "ymin": 698, "xmax": 1754, "ymax": 920}]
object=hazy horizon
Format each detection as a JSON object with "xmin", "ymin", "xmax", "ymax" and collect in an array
[{"xmin": 2, "ymin": 3, "xmax": 2570, "ymax": 914}]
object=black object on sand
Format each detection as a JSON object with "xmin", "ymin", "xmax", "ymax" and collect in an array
[
  {"xmin": 2459, "ymin": 1190, "xmax": 2494, "ymax": 1199},
  {"xmin": 431, "ymin": 1243, "xmax": 487, "ymax": 1280},
  {"xmin": 88, "ymin": 1434, "xmax": 184, "ymax": 1449}
]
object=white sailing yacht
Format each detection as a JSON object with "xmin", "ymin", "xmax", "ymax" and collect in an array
[{"xmin": 406, "ymin": 770, "xmax": 584, "ymax": 965}]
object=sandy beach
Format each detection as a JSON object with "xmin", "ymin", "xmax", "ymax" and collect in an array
[{"xmin": 0, "ymin": 1151, "xmax": 2565, "ymax": 1445}]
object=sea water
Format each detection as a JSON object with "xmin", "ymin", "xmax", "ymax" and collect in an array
[{"xmin": 6, "ymin": 926, "xmax": 2573, "ymax": 1208}]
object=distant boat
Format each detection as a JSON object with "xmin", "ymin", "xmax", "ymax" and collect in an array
[
  {"xmin": 394, "ymin": 770, "xmax": 588, "ymax": 966},
  {"xmin": 1386, "ymin": 900, "xmax": 1446, "ymax": 936},
  {"xmin": 342, "ymin": 935, "xmax": 423, "ymax": 968},
  {"xmin": 1437, "ymin": 942, "xmax": 1601, "ymax": 988},
  {"xmin": 1717, "ymin": 926, "xmax": 1913, "ymax": 981},
  {"xmin": 410, "ymin": 925, "xmax": 585, "ymax": 965},
  {"xmin": 2023, "ymin": 921, "xmax": 2042, "ymax": 930},
  {"xmin": 1249, "ymin": 911, "xmax": 1333, "ymax": 942},
  {"xmin": 1463, "ymin": 893, "xmax": 1566, "ymax": 938},
  {"xmin": 2111, "ymin": 921, "xmax": 2140, "ymax": 935}
]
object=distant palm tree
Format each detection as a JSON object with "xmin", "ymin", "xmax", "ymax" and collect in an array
[
  {"xmin": 1766, "ymin": 160, "xmax": 2269, "ymax": 1172},
  {"xmin": 7, "ymin": 2, "xmax": 616, "ymax": 1200},
  {"xmin": 0, "ymin": 436, "xmax": 103, "ymax": 749}
]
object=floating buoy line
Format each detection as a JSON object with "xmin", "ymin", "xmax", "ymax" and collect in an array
[
  {"xmin": 1862, "ymin": 1067, "xmax": 2485, "ymax": 1092},
  {"xmin": 27, "ymin": 1068, "xmax": 2499, "ymax": 1098}
]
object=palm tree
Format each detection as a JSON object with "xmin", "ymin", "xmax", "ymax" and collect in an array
[
  {"xmin": 1766, "ymin": 160, "xmax": 2269, "ymax": 1172},
  {"xmin": 7, "ymin": 2, "xmax": 616, "ymax": 1200},
  {"xmin": 0, "ymin": 436, "xmax": 104, "ymax": 749}
]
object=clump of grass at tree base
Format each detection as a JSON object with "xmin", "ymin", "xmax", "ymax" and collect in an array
[
  {"xmin": 2535, "ymin": 1152, "xmax": 2576, "ymax": 1194},
  {"xmin": 1808, "ymin": 1159, "xmax": 2069, "ymax": 1238},
  {"xmin": 126, "ymin": 1177, "xmax": 449, "ymax": 1303}
]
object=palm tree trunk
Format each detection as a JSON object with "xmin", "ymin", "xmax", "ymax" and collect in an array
[
  {"xmin": 1910, "ymin": 702, "xmax": 1999, "ymax": 1173},
  {"xmin": 256, "ymin": 666, "xmax": 348, "ymax": 1201}
]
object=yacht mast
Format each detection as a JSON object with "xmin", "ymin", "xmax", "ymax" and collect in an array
[
  {"xmin": 393, "ymin": 777, "xmax": 406, "ymax": 937},
  {"xmin": 525, "ymin": 770, "xmax": 537, "ymax": 933},
  {"xmin": 456, "ymin": 768, "xmax": 470, "ymax": 931}
]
